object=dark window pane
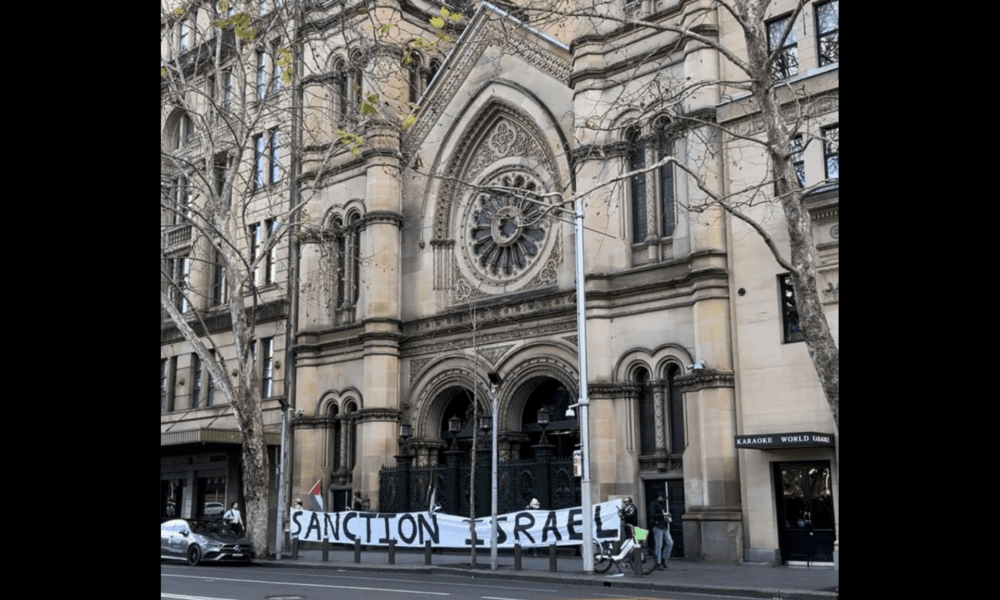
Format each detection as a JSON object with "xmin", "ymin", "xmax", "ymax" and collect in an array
[
  {"xmin": 629, "ymin": 133, "xmax": 647, "ymax": 243},
  {"xmin": 816, "ymin": 1, "xmax": 839, "ymax": 66}
]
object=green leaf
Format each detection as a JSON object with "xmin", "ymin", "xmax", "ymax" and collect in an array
[
  {"xmin": 430, "ymin": 16, "xmax": 445, "ymax": 29},
  {"xmin": 173, "ymin": 7, "xmax": 184, "ymax": 18},
  {"xmin": 401, "ymin": 115, "xmax": 417, "ymax": 131},
  {"xmin": 440, "ymin": 7, "xmax": 451, "ymax": 19},
  {"xmin": 449, "ymin": 12, "xmax": 464, "ymax": 22},
  {"xmin": 379, "ymin": 23, "xmax": 392, "ymax": 35},
  {"xmin": 161, "ymin": 67, "xmax": 169, "ymax": 76},
  {"xmin": 360, "ymin": 102, "xmax": 376, "ymax": 115}
]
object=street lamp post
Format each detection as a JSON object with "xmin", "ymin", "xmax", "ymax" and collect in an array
[
  {"xmin": 487, "ymin": 371, "xmax": 503, "ymax": 571},
  {"xmin": 572, "ymin": 194, "xmax": 594, "ymax": 573},
  {"xmin": 275, "ymin": 397, "xmax": 290, "ymax": 560}
]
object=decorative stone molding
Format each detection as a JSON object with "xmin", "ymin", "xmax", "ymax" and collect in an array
[
  {"xmin": 819, "ymin": 268, "xmax": 839, "ymax": 304},
  {"xmin": 404, "ymin": 13, "xmax": 570, "ymax": 156},
  {"xmin": 362, "ymin": 211, "xmax": 404, "ymax": 229},
  {"xmin": 589, "ymin": 382, "xmax": 642, "ymax": 399},
  {"xmin": 354, "ymin": 407, "xmax": 402, "ymax": 424},
  {"xmin": 291, "ymin": 416, "xmax": 338, "ymax": 430},
  {"xmin": 477, "ymin": 344, "xmax": 514, "ymax": 365},
  {"xmin": 673, "ymin": 370, "xmax": 735, "ymax": 392}
]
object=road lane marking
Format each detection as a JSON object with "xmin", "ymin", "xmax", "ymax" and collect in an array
[
  {"xmin": 161, "ymin": 595, "xmax": 239, "ymax": 600},
  {"xmin": 161, "ymin": 573, "xmax": 449, "ymax": 596}
]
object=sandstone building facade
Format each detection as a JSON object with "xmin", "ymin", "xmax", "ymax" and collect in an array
[{"xmin": 161, "ymin": 0, "xmax": 838, "ymax": 566}]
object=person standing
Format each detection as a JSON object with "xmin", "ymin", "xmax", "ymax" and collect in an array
[
  {"xmin": 621, "ymin": 497, "xmax": 638, "ymax": 529},
  {"xmin": 352, "ymin": 492, "xmax": 364, "ymax": 511},
  {"xmin": 649, "ymin": 494, "xmax": 673, "ymax": 569},
  {"xmin": 223, "ymin": 502, "xmax": 243, "ymax": 537}
]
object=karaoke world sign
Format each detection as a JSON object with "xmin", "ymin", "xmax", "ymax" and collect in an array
[{"xmin": 290, "ymin": 499, "xmax": 623, "ymax": 549}]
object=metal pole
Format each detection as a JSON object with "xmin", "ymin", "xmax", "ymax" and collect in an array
[
  {"xmin": 490, "ymin": 383, "xmax": 499, "ymax": 571},
  {"xmin": 574, "ymin": 195, "xmax": 594, "ymax": 573},
  {"xmin": 275, "ymin": 403, "xmax": 289, "ymax": 559}
]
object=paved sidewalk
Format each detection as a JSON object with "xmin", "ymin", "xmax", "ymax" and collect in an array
[{"xmin": 262, "ymin": 547, "xmax": 839, "ymax": 600}]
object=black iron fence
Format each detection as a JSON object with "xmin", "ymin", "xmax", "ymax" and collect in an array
[{"xmin": 379, "ymin": 443, "xmax": 579, "ymax": 517}]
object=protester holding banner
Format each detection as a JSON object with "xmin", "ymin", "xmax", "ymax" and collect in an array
[{"xmin": 649, "ymin": 494, "xmax": 673, "ymax": 570}]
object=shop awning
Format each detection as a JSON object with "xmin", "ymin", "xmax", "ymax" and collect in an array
[
  {"xmin": 734, "ymin": 431, "xmax": 835, "ymax": 450},
  {"xmin": 160, "ymin": 428, "xmax": 281, "ymax": 447}
]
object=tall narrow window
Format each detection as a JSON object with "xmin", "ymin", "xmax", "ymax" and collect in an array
[
  {"xmin": 335, "ymin": 218, "xmax": 346, "ymax": 308},
  {"xmin": 767, "ymin": 15, "xmax": 799, "ymax": 80},
  {"xmin": 790, "ymin": 135, "xmax": 806, "ymax": 187},
  {"xmin": 349, "ymin": 214, "xmax": 361, "ymax": 307},
  {"xmin": 161, "ymin": 359, "xmax": 168, "ymax": 414},
  {"xmin": 250, "ymin": 222, "xmax": 263, "ymax": 285},
  {"xmin": 261, "ymin": 338, "xmax": 274, "ymax": 398},
  {"xmin": 407, "ymin": 52, "xmax": 423, "ymax": 104},
  {"xmin": 212, "ymin": 249, "xmax": 228, "ymax": 305},
  {"xmin": 658, "ymin": 130, "xmax": 675, "ymax": 238},
  {"xmin": 191, "ymin": 354, "xmax": 202, "ymax": 409},
  {"xmin": 823, "ymin": 125, "xmax": 839, "ymax": 180},
  {"xmin": 168, "ymin": 356, "xmax": 178, "ymax": 412},
  {"xmin": 636, "ymin": 368, "xmax": 656, "ymax": 456},
  {"xmin": 272, "ymin": 42, "xmax": 283, "ymax": 93},
  {"xmin": 207, "ymin": 349, "xmax": 218, "ymax": 406},
  {"xmin": 266, "ymin": 218, "xmax": 278, "ymax": 284},
  {"xmin": 335, "ymin": 60, "xmax": 349, "ymax": 122},
  {"xmin": 779, "ymin": 273, "xmax": 804, "ymax": 343},
  {"xmin": 180, "ymin": 20, "xmax": 190, "ymax": 52},
  {"xmin": 253, "ymin": 134, "xmax": 265, "ymax": 189},
  {"xmin": 628, "ymin": 130, "xmax": 647, "ymax": 244},
  {"xmin": 257, "ymin": 50, "xmax": 267, "ymax": 100},
  {"xmin": 223, "ymin": 71, "xmax": 233, "ymax": 112},
  {"xmin": 815, "ymin": 1, "xmax": 839, "ymax": 67},
  {"xmin": 168, "ymin": 256, "xmax": 191, "ymax": 313},
  {"xmin": 666, "ymin": 364, "xmax": 684, "ymax": 453},
  {"xmin": 269, "ymin": 129, "xmax": 281, "ymax": 184}
]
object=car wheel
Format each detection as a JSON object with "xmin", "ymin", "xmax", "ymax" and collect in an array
[{"xmin": 187, "ymin": 545, "xmax": 202, "ymax": 566}]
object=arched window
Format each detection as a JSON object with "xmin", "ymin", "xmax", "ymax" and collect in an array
[
  {"xmin": 665, "ymin": 364, "xmax": 684, "ymax": 453},
  {"xmin": 656, "ymin": 120, "xmax": 676, "ymax": 239},
  {"xmin": 407, "ymin": 51, "xmax": 423, "ymax": 105},
  {"xmin": 328, "ymin": 213, "xmax": 361, "ymax": 325},
  {"xmin": 334, "ymin": 59, "xmax": 349, "ymax": 122},
  {"xmin": 627, "ymin": 128, "xmax": 647, "ymax": 244},
  {"xmin": 635, "ymin": 367, "xmax": 656, "ymax": 455},
  {"xmin": 344, "ymin": 400, "xmax": 358, "ymax": 470},
  {"xmin": 328, "ymin": 403, "xmax": 341, "ymax": 470},
  {"xmin": 427, "ymin": 59, "xmax": 441, "ymax": 90}
]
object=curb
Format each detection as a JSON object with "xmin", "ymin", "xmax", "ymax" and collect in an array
[{"xmin": 260, "ymin": 559, "xmax": 838, "ymax": 600}]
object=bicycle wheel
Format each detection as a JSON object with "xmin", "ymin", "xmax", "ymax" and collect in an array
[
  {"xmin": 593, "ymin": 541, "xmax": 613, "ymax": 573},
  {"xmin": 626, "ymin": 548, "xmax": 656, "ymax": 575},
  {"xmin": 639, "ymin": 549, "xmax": 656, "ymax": 575}
]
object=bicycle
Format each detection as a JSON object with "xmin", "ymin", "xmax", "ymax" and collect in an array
[{"xmin": 593, "ymin": 524, "xmax": 655, "ymax": 575}]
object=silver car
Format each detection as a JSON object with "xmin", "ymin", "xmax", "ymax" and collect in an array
[{"xmin": 160, "ymin": 518, "xmax": 253, "ymax": 565}]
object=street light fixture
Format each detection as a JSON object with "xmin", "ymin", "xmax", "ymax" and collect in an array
[{"xmin": 537, "ymin": 406, "xmax": 551, "ymax": 445}]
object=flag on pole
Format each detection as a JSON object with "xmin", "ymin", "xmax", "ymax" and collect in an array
[
  {"xmin": 428, "ymin": 485, "xmax": 437, "ymax": 514},
  {"xmin": 309, "ymin": 479, "xmax": 323, "ymax": 511}
]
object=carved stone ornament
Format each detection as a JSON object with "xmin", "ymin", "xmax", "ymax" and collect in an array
[{"xmin": 465, "ymin": 170, "xmax": 549, "ymax": 282}]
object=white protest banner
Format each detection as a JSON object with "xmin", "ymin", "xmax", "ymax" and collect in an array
[{"xmin": 291, "ymin": 499, "xmax": 623, "ymax": 549}]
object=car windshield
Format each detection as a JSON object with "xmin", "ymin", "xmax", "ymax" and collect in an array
[{"xmin": 188, "ymin": 520, "xmax": 232, "ymax": 535}]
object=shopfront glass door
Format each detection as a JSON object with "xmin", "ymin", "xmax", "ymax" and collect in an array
[{"xmin": 773, "ymin": 461, "xmax": 835, "ymax": 564}]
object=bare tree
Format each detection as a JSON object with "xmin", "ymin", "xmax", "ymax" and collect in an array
[{"xmin": 161, "ymin": 1, "xmax": 320, "ymax": 558}]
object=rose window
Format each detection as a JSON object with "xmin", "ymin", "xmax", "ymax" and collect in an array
[{"xmin": 468, "ymin": 173, "xmax": 548, "ymax": 279}]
